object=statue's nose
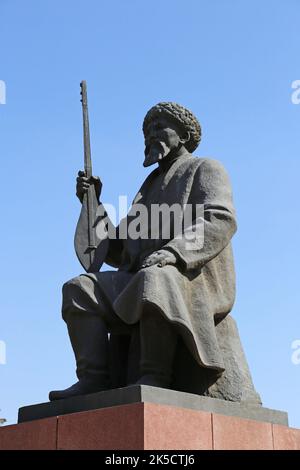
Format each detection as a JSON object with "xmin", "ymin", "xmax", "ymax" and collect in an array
[{"xmin": 145, "ymin": 133, "xmax": 156, "ymax": 146}]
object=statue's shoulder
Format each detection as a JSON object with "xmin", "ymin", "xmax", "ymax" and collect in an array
[
  {"xmin": 191, "ymin": 156, "xmax": 230, "ymax": 177},
  {"xmin": 191, "ymin": 157, "xmax": 233, "ymax": 191},
  {"xmin": 175, "ymin": 155, "xmax": 228, "ymax": 179},
  {"xmin": 191, "ymin": 156, "xmax": 226, "ymax": 169}
]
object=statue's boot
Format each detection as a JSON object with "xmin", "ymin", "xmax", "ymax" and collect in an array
[
  {"xmin": 135, "ymin": 310, "xmax": 177, "ymax": 389},
  {"xmin": 49, "ymin": 313, "xmax": 109, "ymax": 401}
]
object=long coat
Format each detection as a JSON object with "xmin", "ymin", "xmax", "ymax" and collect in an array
[{"xmin": 87, "ymin": 153, "xmax": 237, "ymax": 373}]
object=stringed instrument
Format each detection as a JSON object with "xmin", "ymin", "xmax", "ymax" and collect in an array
[{"xmin": 74, "ymin": 81, "xmax": 109, "ymax": 272}]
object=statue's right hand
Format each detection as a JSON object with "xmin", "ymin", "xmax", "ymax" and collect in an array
[{"xmin": 76, "ymin": 170, "xmax": 102, "ymax": 203}]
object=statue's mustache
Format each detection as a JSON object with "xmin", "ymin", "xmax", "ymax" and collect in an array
[
  {"xmin": 143, "ymin": 140, "xmax": 169, "ymax": 167},
  {"xmin": 145, "ymin": 140, "xmax": 162, "ymax": 156}
]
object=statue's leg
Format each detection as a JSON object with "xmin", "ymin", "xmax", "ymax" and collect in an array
[
  {"xmin": 49, "ymin": 275, "xmax": 118, "ymax": 401},
  {"xmin": 135, "ymin": 305, "xmax": 178, "ymax": 388}
]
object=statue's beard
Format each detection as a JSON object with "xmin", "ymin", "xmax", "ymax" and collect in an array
[{"xmin": 143, "ymin": 141, "xmax": 171, "ymax": 167}]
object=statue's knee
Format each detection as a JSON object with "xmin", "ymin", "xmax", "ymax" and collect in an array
[
  {"xmin": 63, "ymin": 274, "xmax": 95, "ymax": 295},
  {"xmin": 62, "ymin": 275, "xmax": 89, "ymax": 316},
  {"xmin": 63, "ymin": 276, "xmax": 81, "ymax": 292}
]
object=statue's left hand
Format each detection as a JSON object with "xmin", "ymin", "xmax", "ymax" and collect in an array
[
  {"xmin": 140, "ymin": 250, "xmax": 177, "ymax": 269},
  {"xmin": 76, "ymin": 170, "xmax": 102, "ymax": 203}
]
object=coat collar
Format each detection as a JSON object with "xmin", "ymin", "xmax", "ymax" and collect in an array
[
  {"xmin": 157, "ymin": 152, "xmax": 193, "ymax": 189},
  {"xmin": 133, "ymin": 153, "xmax": 194, "ymax": 204}
]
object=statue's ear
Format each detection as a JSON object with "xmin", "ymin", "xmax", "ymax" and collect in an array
[{"xmin": 180, "ymin": 131, "xmax": 190, "ymax": 145}]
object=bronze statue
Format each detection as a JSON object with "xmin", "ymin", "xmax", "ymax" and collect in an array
[{"xmin": 49, "ymin": 84, "xmax": 261, "ymax": 404}]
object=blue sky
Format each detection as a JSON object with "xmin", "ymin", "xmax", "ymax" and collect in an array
[{"xmin": 1, "ymin": 0, "xmax": 300, "ymax": 427}]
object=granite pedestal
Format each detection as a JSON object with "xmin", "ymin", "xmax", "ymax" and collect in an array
[
  {"xmin": 18, "ymin": 385, "xmax": 287, "ymax": 425},
  {"xmin": 0, "ymin": 388, "xmax": 298, "ymax": 450}
]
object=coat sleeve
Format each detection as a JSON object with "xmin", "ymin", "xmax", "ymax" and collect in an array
[{"xmin": 163, "ymin": 159, "xmax": 237, "ymax": 272}]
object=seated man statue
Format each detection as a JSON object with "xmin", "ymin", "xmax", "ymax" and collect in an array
[{"xmin": 49, "ymin": 102, "xmax": 258, "ymax": 403}]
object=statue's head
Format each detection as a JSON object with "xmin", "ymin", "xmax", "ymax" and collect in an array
[{"xmin": 143, "ymin": 102, "xmax": 201, "ymax": 167}]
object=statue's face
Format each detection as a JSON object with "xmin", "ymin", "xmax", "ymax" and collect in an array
[{"xmin": 143, "ymin": 115, "xmax": 185, "ymax": 167}]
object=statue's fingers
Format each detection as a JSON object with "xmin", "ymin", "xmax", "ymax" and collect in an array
[
  {"xmin": 158, "ymin": 255, "xmax": 175, "ymax": 267},
  {"xmin": 157, "ymin": 258, "xmax": 167, "ymax": 268},
  {"xmin": 90, "ymin": 175, "xmax": 101, "ymax": 183},
  {"xmin": 78, "ymin": 170, "xmax": 86, "ymax": 177},
  {"xmin": 146, "ymin": 259, "xmax": 156, "ymax": 267},
  {"xmin": 140, "ymin": 259, "xmax": 150, "ymax": 268}
]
